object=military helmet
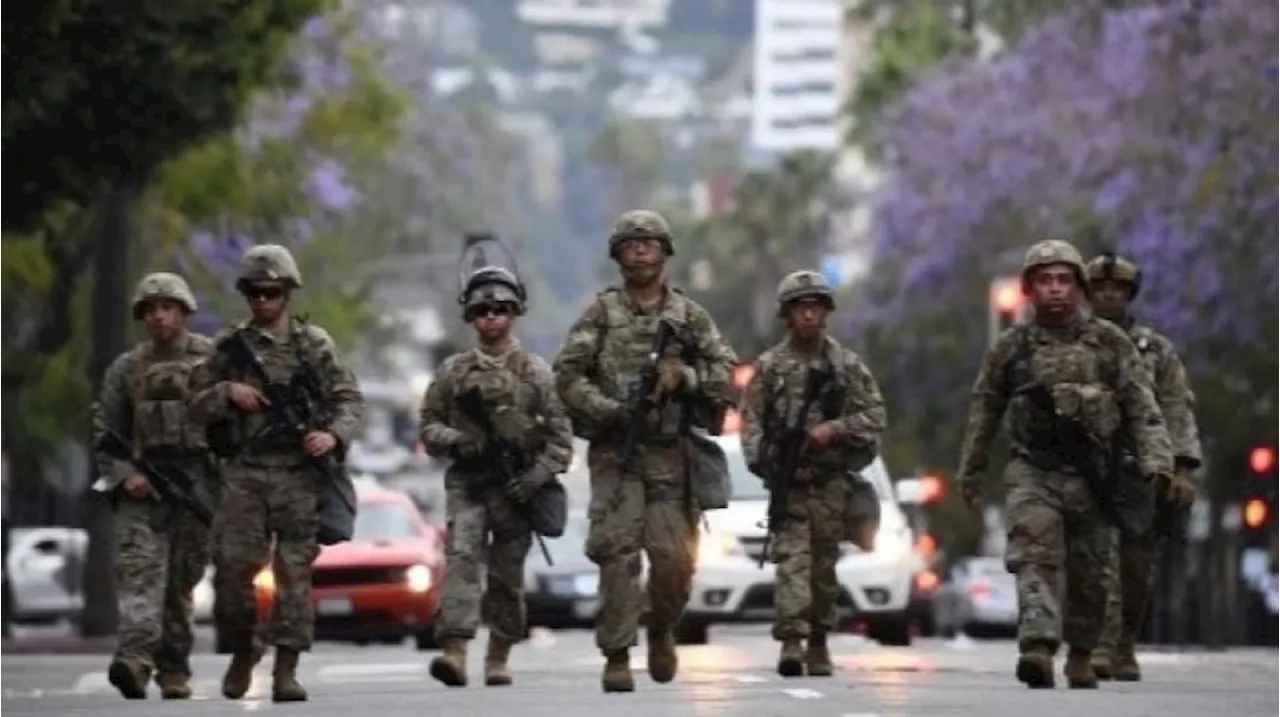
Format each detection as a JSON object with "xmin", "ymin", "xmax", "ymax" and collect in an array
[
  {"xmin": 1020, "ymin": 239, "xmax": 1088, "ymax": 291},
  {"xmin": 459, "ymin": 266, "xmax": 527, "ymax": 318},
  {"xmin": 131, "ymin": 272, "xmax": 198, "ymax": 319},
  {"xmin": 775, "ymin": 270, "xmax": 835, "ymax": 317},
  {"xmin": 1086, "ymin": 252, "xmax": 1142, "ymax": 298},
  {"xmin": 235, "ymin": 244, "xmax": 303, "ymax": 290},
  {"xmin": 608, "ymin": 209, "xmax": 674, "ymax": 259}
]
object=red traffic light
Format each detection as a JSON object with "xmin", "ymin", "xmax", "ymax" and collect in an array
[
  {"xmin": 990, "ymin": 278, "xmax": 1024, "ymax": 314},
  {"xmin": 1244, "ymin": 498, "xmax": 1269, "ymax": 529},
  {"xmin": 1249, "ymin": 446, "xmax": 1277, "ymax": 475}
]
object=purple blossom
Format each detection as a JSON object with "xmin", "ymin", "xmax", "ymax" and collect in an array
[
  {"xmin": 850, "ymin": 0, "xmax": 1278, "ymax": 462},
  {"xmin": 306, "ymin": 159, "xmax": 360, "ymax": 212}
]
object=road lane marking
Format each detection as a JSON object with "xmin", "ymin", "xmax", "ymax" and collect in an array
[
  {"xmin": 733, "ymin": 675, "xmax": 768, "ymax": 683},
  {"xmin": 781, "ymin": 687, "xmax": 824, "ymax": 699},
  {"xmin": 318, "ymin": 662, "xmax": 426, "ymax": 678}
]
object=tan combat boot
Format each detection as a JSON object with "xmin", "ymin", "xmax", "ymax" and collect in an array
[
  {"xmin": 646, "ymin": 629, "xmax": 678, "ymax": 684},
  {"xmin": 805, "ymin": 633, "xmax": 834, "ymax": 677},
  {"xmin": 271, "ymin": 648, "xmax": 308, "ymax": 702},
  {"xmin": 484, "ymin": 635, "xmax": 514, "ymax": 687},
  {"xmin": 1112, "ymin": 643, "xmax": 1141, "ymax": 682},
  {"xmin": 1015, "ymin": 644, "xmax": 1055, "ymax": 688},
  {"xmin": 158, "ymin": 673, "xmax": 193, "ymax": 700},
  {"xmin": 221, "ymin": 643, "xmax": 264, "ymax": 699},
  {"xmin": 107, "ymin": 658, "xmax": 150, "ymax": 699},
  {"xmin": 601, "ymin": 650, "xmax": 635, "ymax": 693},
  {"xmin": 777, "ymin": 638, "xmax": 805, "ymax": 677},
  {"xmin": 430, "ymin": 638, "xmax": 468, "ymax": 687},
  {"xmin": 1063, "ymin": 648, "xmax": 1099, "ymax": 689},
  {"xmin": 1089, "ymin": 647, "xmax": 1115, "ymax": 680}
]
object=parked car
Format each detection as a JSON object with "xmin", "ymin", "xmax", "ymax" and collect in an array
[
  {"xmin": 245, "ymin": 484, "xmax": 446, "ymax": 651},
  {"xmin": 4, "ymin": 527, "xmax": 87, "ymax": 623},
  {"xmin": 524, "ymin": 510, "xmax": 599, "ymax": 630},
  {"xmin": 932, "ymin": 556, "xmax": 1017, "ymax": 638},
  {"xmin": 682, "ymin": 435, "xmax": 918, "ymax": 646}
]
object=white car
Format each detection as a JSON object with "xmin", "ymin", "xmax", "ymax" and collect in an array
[
  {"xmin": 5, "ymin": 527, "xmax": 88, "ymax": 622},
  {"xmin": 193, "ymin": 565, "xmax": 215, "ymax": 624},
  {"xmin": 680, "ymin": 436, "xmax": 917, "ymax": 646}
]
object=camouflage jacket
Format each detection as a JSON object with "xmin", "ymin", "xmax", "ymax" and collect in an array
[
  {"xmin": 552, "ymin": 285, "xmax": 738, "ymax": 442},
  {"xmin": 418, "ymin": 341, "xmax": 574, "ymax": 488},
  {"xmin": 740, "ymin": 334, "xmax": 887, "ymax": 478},
  {"xmin": 1122, "ymin": 319, "xmax": 1203, "ymax": 471},
  {"xmin": 91, "ymin": 332, "xmax": 215, "ymax": 491},
  {"xmin": 188, "ymin": 317, "xmax": 365, "ymax": 463},
  {"xmin": 957, "ymin": 316, "xmax": 1174, "ymax": 486}
]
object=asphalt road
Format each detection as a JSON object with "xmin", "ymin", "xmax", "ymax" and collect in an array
[{"xmin": 3, "ymin": 627, "xmax": 1277, "ymax": 716}]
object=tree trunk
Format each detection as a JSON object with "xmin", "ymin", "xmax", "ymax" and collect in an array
[{"xmin": 78, "ymin": 179, "xmax": 140, "ymax": 637}]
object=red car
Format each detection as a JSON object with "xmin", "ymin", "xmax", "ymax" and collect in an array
[{"xmin": 253, "ymin": 483, "xmax": 446, "ymax": 650}]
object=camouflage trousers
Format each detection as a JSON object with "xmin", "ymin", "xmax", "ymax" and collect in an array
[
  {"xmin": 214, "ymin": 461, "xmax": 319, "ymax": 652},
  {"xmin": 584, "ymin": 443, "xmax": 699, "ymax": 654},
  {"xmin": 771, "ymin": 476, "xmax": 850, "ymax": 640},
  {"xmin": 1003, "ymin": 458, "xmax": 1107, "ymax": 653},
  {"xmin": 114, "ymin": 494, "xmax": 212, "ymax": 677},
  {"xmin": 434, "ymin": 487, "xmax": 533, "ymax": 644},
  {"xmin": 1097, "ymin": 526, "xmax": 1165, "ymax": 652}
]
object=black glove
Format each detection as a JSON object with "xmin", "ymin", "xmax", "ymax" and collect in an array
[
  {"xmin": 449, "ymin": 434, "xmax": 486, "ymax": 463},
  {"xmin": 506, "ymin": 464, "xmax": 552, "ymax": 503}
]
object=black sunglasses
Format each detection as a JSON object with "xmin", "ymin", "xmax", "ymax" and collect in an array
[
  {"xmin": 470, "ymin": 304, "xmax": 513, "ymax": 319},
  {"xmin": 242, "ymin": 286, "xmax": 286, "ymax": 301}
]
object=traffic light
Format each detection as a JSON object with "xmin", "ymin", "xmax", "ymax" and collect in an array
[
  {"xmin": 1249, "ymin": 445, "xmax": 1276, "ymax": 476},
  {"xmin": 987, "ymin": 277, "xmax": 1027, "ymax": 349},
  {"xmin": 1244, "ymin": 499, "xmax": 1269, "ymax": 530}
]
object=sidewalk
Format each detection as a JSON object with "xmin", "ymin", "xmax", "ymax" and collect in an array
[{"xmin": 2, "ymin": 625, "xmax": 213, "ymax": 655}]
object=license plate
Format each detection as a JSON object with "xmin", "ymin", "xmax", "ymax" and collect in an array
[
  {"xmin": 316, "ymin": 597, "xmax": 353, "ymax": 616},
  {"xmin": 572, "ymin": 599, "xmax": 598, "ymax": 619}
]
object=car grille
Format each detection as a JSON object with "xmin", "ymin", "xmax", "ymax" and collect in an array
[{"xmin": 312, "ymin": 567, "xmax": 406, "ymax": 587}]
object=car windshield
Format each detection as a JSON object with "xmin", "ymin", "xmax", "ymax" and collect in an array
[
  {"xmin": 353, "ymin": 501, "xmax": 422, "ymax": 541},
  {"xmin": 721, "ymin": 438, "xmax": 894, "ymax": 503}
]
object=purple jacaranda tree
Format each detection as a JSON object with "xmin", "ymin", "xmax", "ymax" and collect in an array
[{"xmin": 847, "ymin": 0, "xmax": 1278, "ymax": 477}]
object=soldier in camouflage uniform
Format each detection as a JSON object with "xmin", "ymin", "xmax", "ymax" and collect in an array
[
  {"xmin": 91, "ymin": 273, "xmax": 217, "ymax": 700},
  {"xmin": 740, "ymin": 271, "xmax": 887, "ymax": 678},
  {"xmin": 1085, "ymin": 252, "xmax": 1201, "ymax": 681},
  {"xmin": 956, "ymin": 239, "xmax": 1174, "ymax": 689},
  {"xmin": 188, "ymin": 245, "xmax": 365, "ymax": 702},
  {"xmin": 553, "ymin": 210, "xmax": 738, "ymax": 692},
  {"xmin": 418, "ymin": 266, "xmax": 574, "ymax": 688}
]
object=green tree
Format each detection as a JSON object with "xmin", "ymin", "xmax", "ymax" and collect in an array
[{"xmin": 3, "ymin": 0, "xmax": 329, "ymax": 233}]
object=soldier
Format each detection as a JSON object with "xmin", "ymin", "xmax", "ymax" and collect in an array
[
  {"xmin": 90, "ymin": 273, "xmax": 217, "ymax": 700},
  {"xmin": 955, "ymin": 239, "xmax": 1174, "ymax": 689},
  {"xmin": 418, "ymin": 264, "xmax": 574, "ymax": 688},
  {"xmin": 740, "ymin": 271, "xmax": 887, "ymax": 678},
  {"xmin": 1085, "ymin": 252, "xmax": 1201, "ymax": 681},
  {"xmin": 188, "ymin": 245, "xmax": 365, "ymax": 702},
  {"xmin": 553, "ymin": 209, "xmax": 738, "ymax": 693}
]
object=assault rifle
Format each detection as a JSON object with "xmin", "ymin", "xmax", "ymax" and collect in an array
[
  {"xmin": 219, "ymin": 330, "xmax": 356, "ymax": 544},
  {"xmin": 96, "ymin": 431, "xmax": 214, "ymax": 526},
  {"xmin": 1016, "ymin": 383, "xmax": 1153, "ymax": 538},
  {"xmin": 454, "ymin": 386, "xmax": 554, "ymax": 566},
  {"xmin": 620, "ymin": 318, "xmax": 680, "ymax": 472},
  {"xmin": 758, "ymin": 364, "xmax": 833, "ymax": 569}
]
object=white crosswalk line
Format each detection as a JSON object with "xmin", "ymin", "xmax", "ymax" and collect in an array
[{"xmin": 781, "ymin": 687, "xmax": 824, "ymax": 699}]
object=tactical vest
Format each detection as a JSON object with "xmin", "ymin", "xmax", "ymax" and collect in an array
[
  {"xmin": 1003, "ymin": 323, "xmax": 1123, "ymax": 455},
  {"xmin": 213, "ymin": 319, "xmax": 330, "ymax": 457},
  {"xmin": 130, "ymin": 335, "xmax": 212, "ymax": 457}
]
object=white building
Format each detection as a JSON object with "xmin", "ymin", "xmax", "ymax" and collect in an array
[{"xmin": 750, "ymin": 0, "xmax": 843, "ymax": 153}]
